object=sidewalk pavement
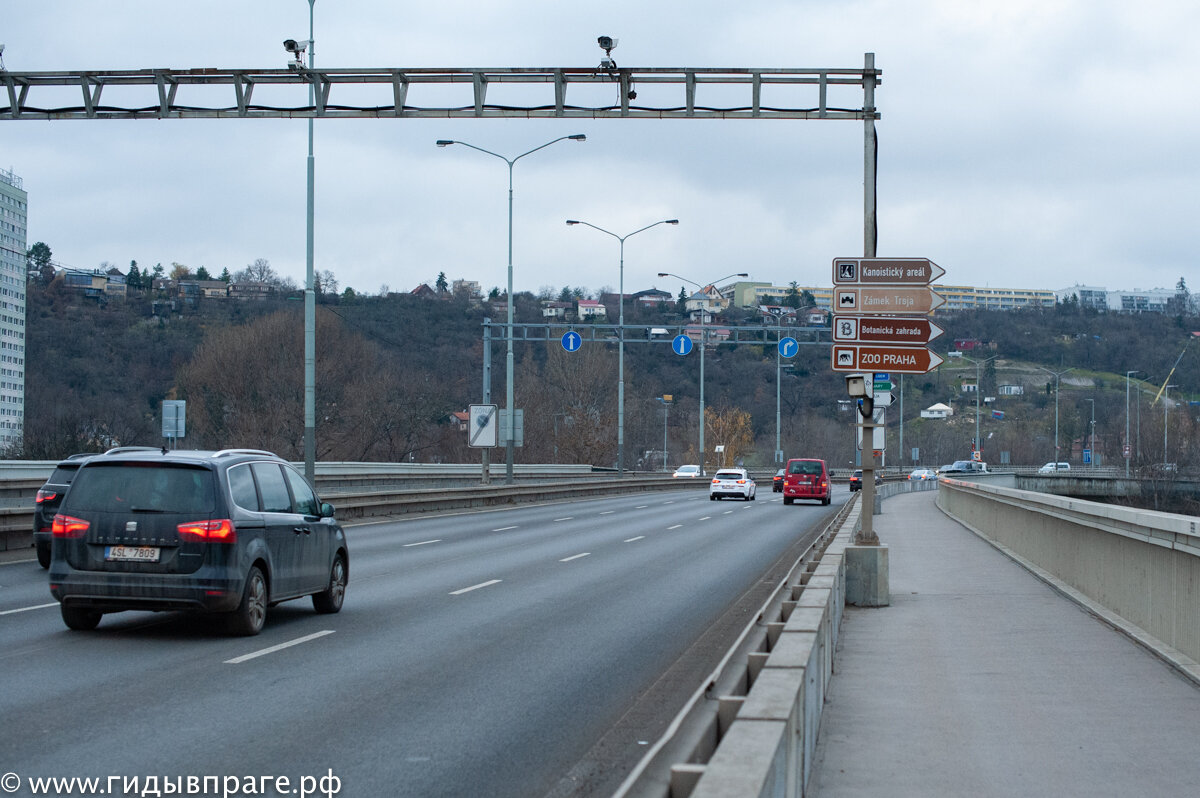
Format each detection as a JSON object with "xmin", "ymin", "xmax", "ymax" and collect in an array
[{"xmin": 810, "ymin": 489, "xmax": 1200, "ymax": 798}]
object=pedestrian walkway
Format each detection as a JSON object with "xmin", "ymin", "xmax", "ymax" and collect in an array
[{"xmin": 810, "ymin": 490, "xmax": 1200, "ymax": 797}]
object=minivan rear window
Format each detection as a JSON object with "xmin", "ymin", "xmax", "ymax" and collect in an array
[
  {"xmin": 788, "ymin": 461, "xmax": 824, "ymax": 476},
  {"xmin": 63, "ymin": 463, "xmax": 216, "ymax": 514}
]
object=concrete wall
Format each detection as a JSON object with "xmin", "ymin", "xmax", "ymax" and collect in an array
[{"xmin": 937, "ymin": 478, "xmax": 1200, "ymax": 679}]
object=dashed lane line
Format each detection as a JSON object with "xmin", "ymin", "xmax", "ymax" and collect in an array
[
  {"xmin": 0, "ymin": 602, "xmax": 58, "ymax": 617},
  {"xmin": 450, "ymin": 579, "xmax": 502, "ymax": 596},
  {"xmin": 225, "ymin": 630, "xmax": 335, "ymax": 664}
]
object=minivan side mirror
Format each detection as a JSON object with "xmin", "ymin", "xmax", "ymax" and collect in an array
[{"xmin": 320, "ymin": 502, "xmax": 335, "ymax": 519}]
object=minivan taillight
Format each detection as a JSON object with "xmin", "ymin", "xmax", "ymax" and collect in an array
[
  {"xmin": 177, "ymin": 519, "xmax": 236, "ymax": 543},
  {"xmin": 36, "ymin": 489, "xmax": 58, "ymax": 504},
  {"xmin": 52, "ymin": 514, "xmax": 90, "ymax": 538}
]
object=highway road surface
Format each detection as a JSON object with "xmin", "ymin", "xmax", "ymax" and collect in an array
[{"xmin": 0, "ymin": 485, "xmax": 849, "ymax": 798}]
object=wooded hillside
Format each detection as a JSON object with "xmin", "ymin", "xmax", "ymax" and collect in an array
[{"xmin": 19, "ymin": 283, "xmax": 1199, "ymax": 472}]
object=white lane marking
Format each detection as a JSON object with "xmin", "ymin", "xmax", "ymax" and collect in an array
[
  {"xmin": 624, "ymin": 536, "xmax": 645, "ymax": 543},
  {"xmin": 0, "ymin": 558, "xmax": 37, "ymax": 566},
  {"xmin": 492, "ymin": 526, "xmax": 519, "ymax": 532},
  {"xmin": 450, "ymin": 579, "xmax": 502, "ymax": 596},
  {"xmin": 667, "ymin": 524, "xmax": 682, "ymax": 530},
  {"xmin": 0, "ymin": 602, "xmax": 58, "ymax": 616},
  {"xmin": 635, "ymin": 505, "xmax": 648, "ymax": 509},
  {"xmin": 224, "ymin": 630, "xmax": 335, "ymax": 664},
  {"xmin": 403, "ymin": 539, "xmax": 441, "ymax": 547},
  {"xmin": 599, "ymin": 510, "xmax": 615, "ymax": 515},
  {"xmin": 554, "ymin": 517, "xmax": 574, "ymax": 522},
  {"xmin": 560, "ymin": 553, "xmax": 591, "ymax": 562},
  {"xmin": 724, "ymin": 510, "xmax": 734, "ymax": 515},
  {"xmin": 699, "ymin": 516, "xmax": 711, "ymax": 521},
  {"xmin": 663, "ymin": 501, "xmax": 675, "ymax": 505}
]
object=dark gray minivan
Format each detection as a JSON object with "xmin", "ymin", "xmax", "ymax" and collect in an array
[{"xmin": 49, "ymin": 448, "xmax": 348, "ymax": 635}]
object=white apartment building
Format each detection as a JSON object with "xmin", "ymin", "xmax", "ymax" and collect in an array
[{"xmin": 0, "ymin": 168, "xmax": 27, "ymax": 450}]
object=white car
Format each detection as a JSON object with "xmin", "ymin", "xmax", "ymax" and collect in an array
[
  {"xmin": 673, "ymin": 464, "xmax": 702, "ymax": 478},
  {"xmin": 1038, "ymin": 462, "xmax": 1071, "ymax": 473},
  {"xmin": 709, "ymin": 468, "xmax": 756, "ymax": 501}
]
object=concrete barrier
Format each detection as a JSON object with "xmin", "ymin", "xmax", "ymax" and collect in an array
[
  {"xmin": 679, "ymin": 503, "xmax": 857, "ymax": 798},
  {"xmin": 936, "ymin": 477, "xmax": 1200, "ymax": 684}
]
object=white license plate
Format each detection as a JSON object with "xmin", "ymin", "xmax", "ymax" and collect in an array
[{"xmin": 105, "ymin": 545, "xmax": 160, "ymax": 562}]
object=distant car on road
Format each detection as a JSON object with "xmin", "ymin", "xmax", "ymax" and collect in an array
[
  {"xmin": 939, "ymin": 460, "xmax": 988, "ymax": 476},
  {"xmin": 1038, "ymin": 462, "xmax": 1071, "ymax": 473},
  {"xmin": 709, "ymin": 468, "xmax": 756, "ymax": 501},
  {"xmin": 908, "ymin": 468, "xmax": 937, "ymax": 480},
  {"xmin": 783, "ymin": 458, "xmax": 830, "ymax": 506},
  {"xmin": 772, "ymin": 468, "xmax": 785, "ymax": 492},
  {"xmin": 848, "ymin": 469, "xmax": 883, "ymax": 491},
  {"xmin": 673, "ymin": 464, "xmax": 702, "ymax": 478},
  {"xmin": 33, "ymin": 454, "xmax": 94, "ymax": 569}
]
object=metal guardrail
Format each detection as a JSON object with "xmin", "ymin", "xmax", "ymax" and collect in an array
[{"xmin": 0, "ymin": 469, "xmax": 706, "ymax": 550}]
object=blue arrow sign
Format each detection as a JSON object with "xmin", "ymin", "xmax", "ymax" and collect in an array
[
  {"xmin": 561, "ymin": 331, "xmax": 582, "ymax": 353},
  {"xmin": 778, "ymin": 336, "xmax": 798, "ymax": 358},
  {"xmin": 672, "ymin": 334, "xmax": 693, "ymax": 356}
]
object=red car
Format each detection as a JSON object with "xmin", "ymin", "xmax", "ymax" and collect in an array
[{"xmin": 782, "ymin": 458, "xmax": 831, "ymax": 505}]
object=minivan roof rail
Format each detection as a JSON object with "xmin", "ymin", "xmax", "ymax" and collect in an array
[
  {"xmin": 211, "ymin": 449, "xmax": 278, "ymax": 459},
  {"xmin": 103, "ymin": 446, "xmax": 162, "ymax": 454}
]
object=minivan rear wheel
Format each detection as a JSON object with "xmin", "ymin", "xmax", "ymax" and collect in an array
[
  {"xmin": 36, "ymin": 540, "xmax": 51, "ymax": 569},
  {"xmin": 227, "ymin": 566, "xmax": 267, "ymax": 636},
  {"xmin": 313, "ymin": 554, "xmax": 347, "ymax": 614},
  {"xmin": 61, "ymin": 605, "xmax": 102, "ymax": 631}
]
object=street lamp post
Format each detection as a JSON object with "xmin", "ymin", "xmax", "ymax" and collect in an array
[
  {"xmin": 437, "ymin": 134, "xmax": 586, "ymax": 484},
  {"xmin": 285, "ymin": 0, "xmax": 318, "ymax": 481},
  {"xmin": 1085, "ymin": 397, "xmax": 1095, "ymax": 468},
  {"xmin": 658, "ymin": 272, "xmax": 749, "ymax": 476},
  {"xmin": 1038, "ymin": 366, "xmax": 1075, "ymax": 464},
  {"xmin": 656, "ymin": 396, "xmax": 671, "ymax": 472},
  {"xmin": 566, "ymin": 218, "xmax": 678, "ymax": 476},
  {"xmin": 1125, "ymin": 370, "xmax": 1138, "ymax": 477},
  {"xmin": 961, "ymin": 354, "xmax": 997, "ymax": 459},
  {"xmin": 1163, "ymin": 384, "xmax": 1176, "ymax": 469}
]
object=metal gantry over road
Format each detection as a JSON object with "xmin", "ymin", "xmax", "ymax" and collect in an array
[
  {"xmin": 1, "ymin": 64, "xmax": 881, "ymax": 121},
  {"xmin": 2, "ymin": 54, "xmax": 882, "ymax": 482}
]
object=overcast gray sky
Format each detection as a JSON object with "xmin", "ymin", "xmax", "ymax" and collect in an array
[{"xmin": 4, "ymin": 1, "xmax": 1197, "ymax": 299}]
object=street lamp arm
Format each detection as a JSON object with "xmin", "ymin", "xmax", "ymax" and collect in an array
[
  {"xmin": 436, "ymin": 139, "xmax": 509, "ymax": 164},
  {"xmin": 512, "ymin": 133, "xmax": 587, "ymax": 165},
  {"xmin": 569, "ymin": 218, "xmax": 679, "ymax": 242}
]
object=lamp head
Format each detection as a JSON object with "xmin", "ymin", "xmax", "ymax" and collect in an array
[
  {"xmin": 566, "ymin": 220, "xmax": 579, "ymax": 225},
  {"xmin": 568, "ymin": 134, "xmax": 587, "ymax": 141},
  {"xmin": 436, "ymin": 140, "xmax": 454, "ymax": 147},
  {"xmin": 657, "ymin": 273, "xmax": 669, "ymax": 277},
  {"xmin": 666, "ymin": 220, "xmax": 679, "ymax": 225}
]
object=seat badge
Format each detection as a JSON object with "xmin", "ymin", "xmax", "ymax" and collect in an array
[{"xmin": 125, "ymin": 521, "xmax": 138, "ymax": 533}]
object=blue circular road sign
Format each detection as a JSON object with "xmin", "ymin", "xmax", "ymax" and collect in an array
[
  {"xmin": 672, "ymin": 334, "xmax": 693, "ymax": 356},
  {"xmin": 561, "ymin": 331, "xmax": 582, "ymax": 353},
  {"xmin": 778, "ymin": 336, "xmax": 799, "ymax": 358}
]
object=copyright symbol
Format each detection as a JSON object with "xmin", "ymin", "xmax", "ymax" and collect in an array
[{"xmin": 1, "ymin": 772, "xmax": 19, "ymax": 793}]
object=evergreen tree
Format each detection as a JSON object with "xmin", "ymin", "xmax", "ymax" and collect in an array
[
  {"xmin": 219, "ymin": 267, "xmax": 231, "ymax": 283},
  {"xmin": 436, "ymin": 272, "xmax": 448, "ymax": 293},
  {"xmin": 127, "ymin": 263, "xmax": 143, "ymax": 291},
  {"xmin": 195, "ymin": 266, "xmax": 211, "ymax": 281}
]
